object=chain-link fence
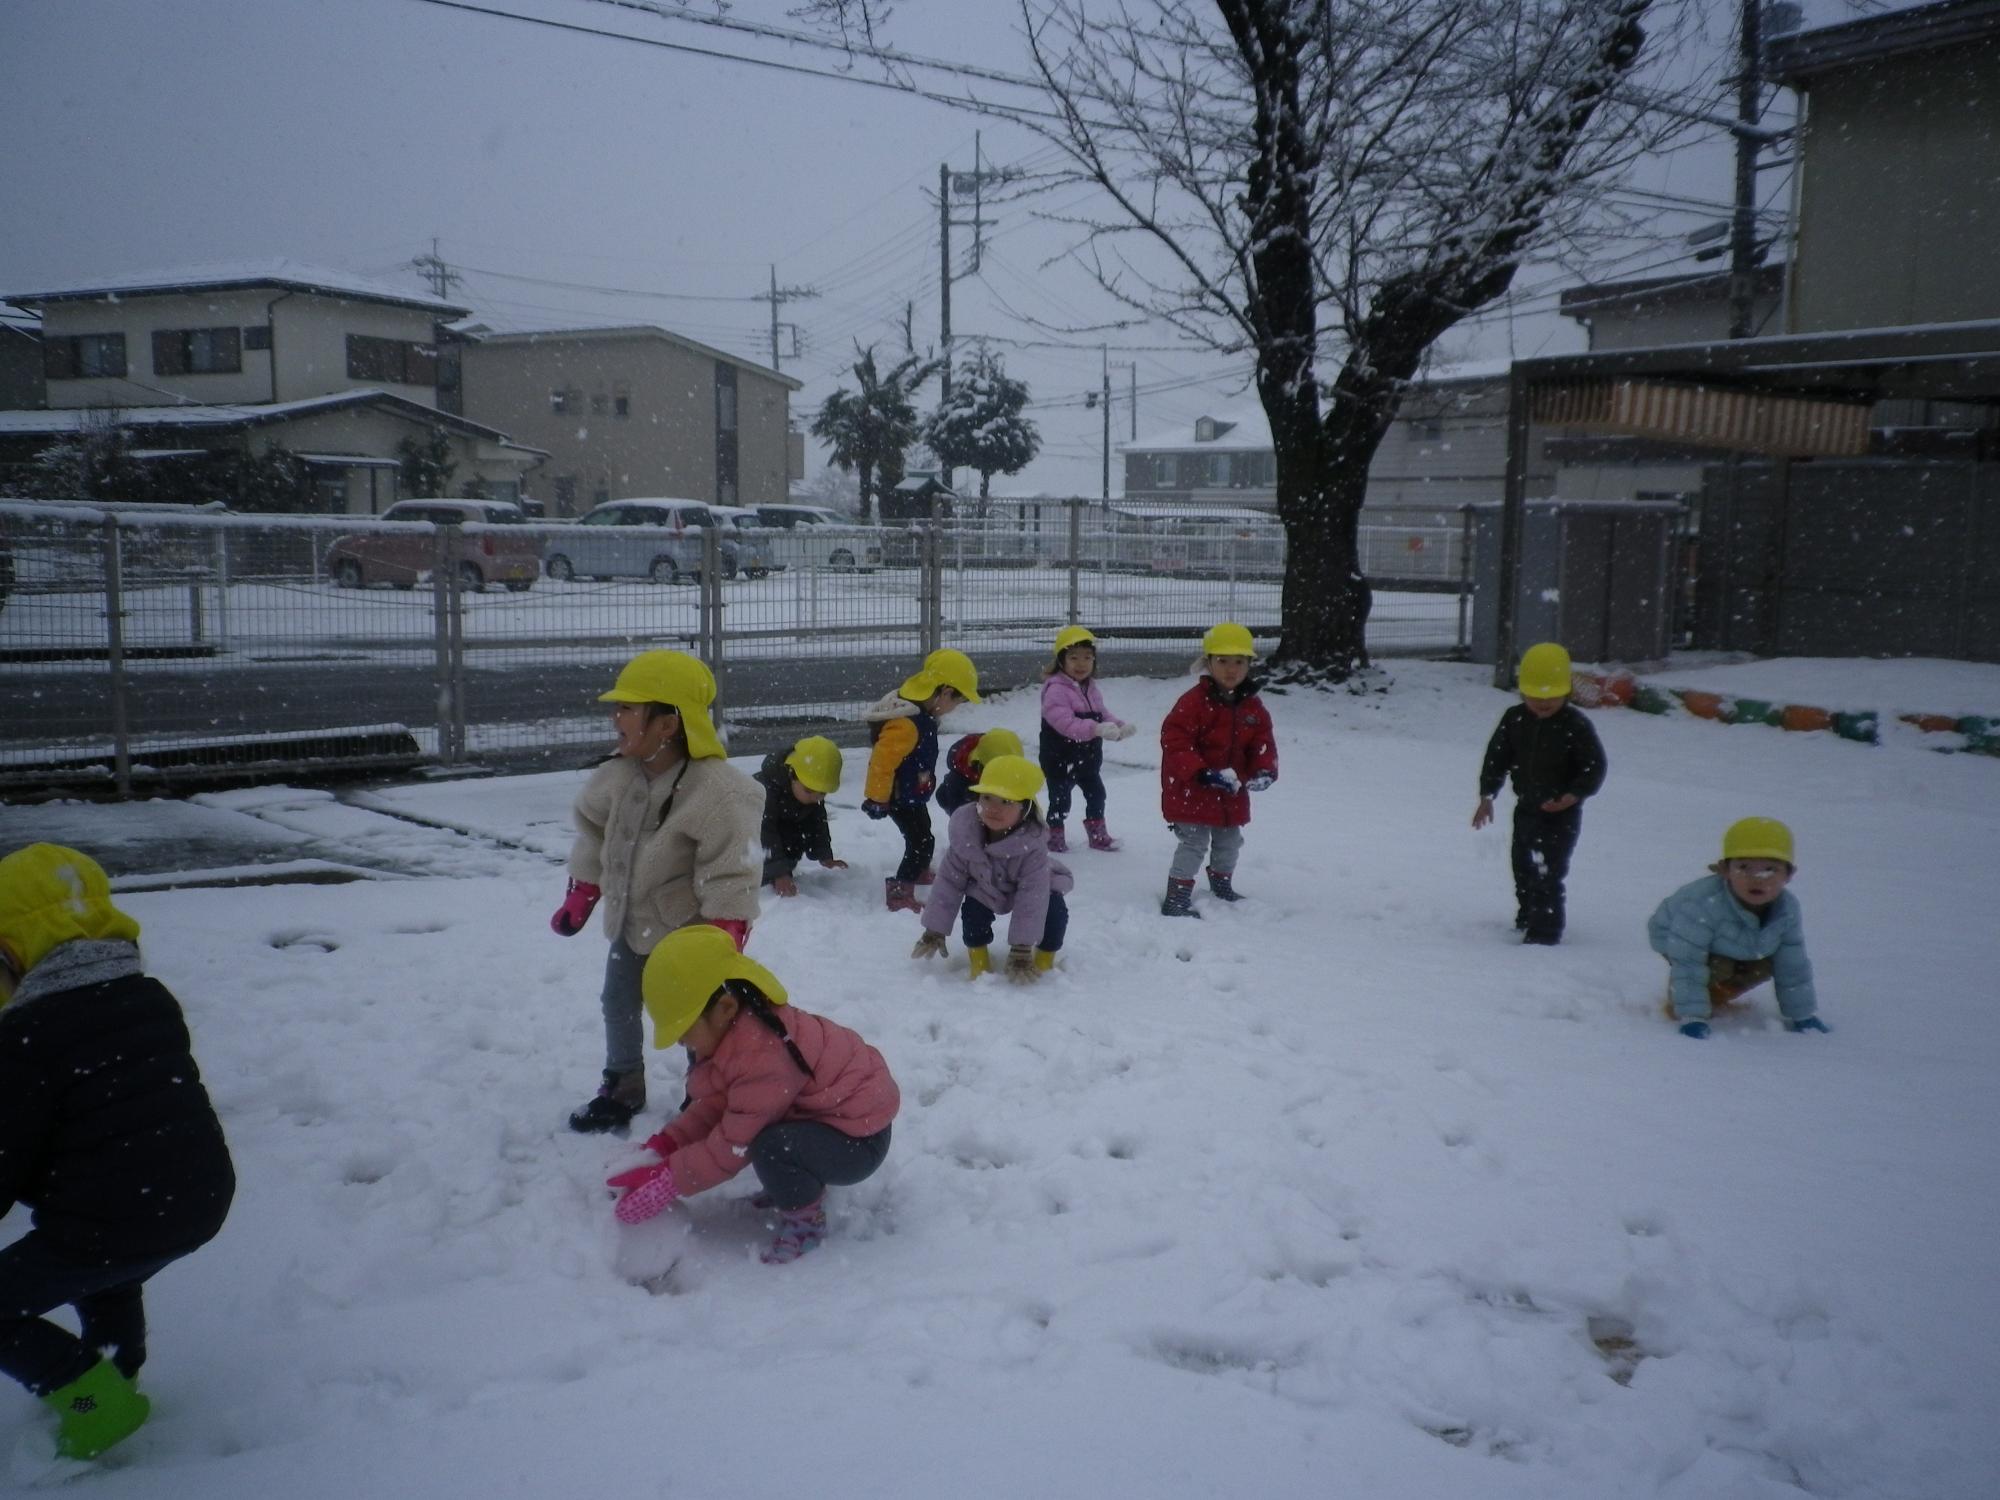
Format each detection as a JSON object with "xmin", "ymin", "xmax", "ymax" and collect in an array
[{"xmin": 2, "ymin": 498, "xmax": 1473, "ymax": 794}]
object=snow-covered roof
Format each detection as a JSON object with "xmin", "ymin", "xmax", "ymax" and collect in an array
[
  {"xmin": 0, "ymin": 390, "xmax": 540, "ymax": 451},
  {"xmin": 2, "ymin": 259, "xmax": 468, "ymax": 316},
  {"xmin": 451, "ymin": 319, "xmax": 800, "ymax": 390},
  {"xmin": 1123, "ymin": 366, "xmax": 1517, "ymax": 453},
  {"xmin": 1769, "ymin": 0, "xmax": 1999, "ymax": 80}
]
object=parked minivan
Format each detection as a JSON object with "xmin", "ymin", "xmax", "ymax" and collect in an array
[
  {"xmin": 710, "ymin": 505, "xmax": 781, "ymax": 578},
  {"xmin": 542, "ymin": 498, "xmax": 739, "ymax": 584},
  {"xmin": 751, "ymin": 504, "xmax": 882, "ymax": 572},
  {"xmin": 324, "ymin": 498, "xmax": 540, "ymax": 592}
]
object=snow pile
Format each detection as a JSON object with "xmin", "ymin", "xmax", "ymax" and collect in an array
[{"xmin": 5, "ymin": 658, "xmax": 1998, "ymax": 1498}]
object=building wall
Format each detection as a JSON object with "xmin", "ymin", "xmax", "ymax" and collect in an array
[
  {"xmin": 460, "ymin": 334, "xmax": 792, "ymax": 514},
  {"xmin": 36, "ymin": 289, "xmax": 442, "ymax": 410},
  {"xmin": 246, "ymin": 406, "xmax": 525, "ymax": 514},
  {"xmin": 1788, "ymin": 45, "xmax": 2000, "ymax": 332},
  {"xmin": 1573, "ymin": 289, "xmax": 1784, "ymax": 349}
]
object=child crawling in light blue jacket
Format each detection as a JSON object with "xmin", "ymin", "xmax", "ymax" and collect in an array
[{"xmin": 1647, "ymin": 816, "xmax": 1830, "ymax": 1040}]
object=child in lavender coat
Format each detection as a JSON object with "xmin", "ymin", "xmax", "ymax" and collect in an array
[
  {"xmin": 911, "ymin": 755, "xmax": 1074, "ymax": 983},
  {"xmin": 1040, "ymin": 626, "xmax": 1135, "ymax": 853}
]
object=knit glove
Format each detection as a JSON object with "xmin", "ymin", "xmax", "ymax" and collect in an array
[
  {"xmin": 912, "ymin": 930, "xmax": 949, "ymax": 961},
  {"xmin": 609, "ymin": 1161, "xmax": 679, "ymax": 1224},
  {"xmin": 550, "ymin": 879, "xmax": 601, "ymax": 936},
  {"xmin": 1110, "ymin": 722, "xmax": 1137, "ymax": 741},
  {"xmin": 1197, "ymin": 768, "xmax": 1241, "ymax": 793},
  {"xmin": 705, "ymin": 918, "xmax": 750, "ymax": 952},
  {"xmin": 1004, "ymin": 944, "xmax": 1038, "ymax": 984},
  {"xmin": 1244, "ymin": 772, "xmax": 1274, "ymax": 792},
  {"xmin": 862, "ymin": 799, "xmax": 891, "ymax": 820},
  {"xmin": 1785, "ymin": 1016, "xmax": 1831, "ymax": 1034}
]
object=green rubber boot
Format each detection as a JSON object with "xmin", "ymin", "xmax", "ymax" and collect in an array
[{"xmin": 42, "ymin": 1358, "xmax": 150, "ymax": 1460}]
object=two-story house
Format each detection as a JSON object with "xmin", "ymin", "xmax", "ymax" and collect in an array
[
  {"xmin": 0, "ymin": 261, "xmax": 543, "ymax": 511},
  {"xmin": 452, "ymin": 323, "xmax": 802, "ymax": 516}
]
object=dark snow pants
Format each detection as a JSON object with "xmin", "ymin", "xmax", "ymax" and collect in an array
[
  {"xmin": 0, "ymin": 1232, "xmax": 181, "ymax": 1396},
  {"xmin": 749, "ymin": 1122, "xmax": 892, "ymax": 1211},
  {"xmin": 889, "ymin": 803, "xmax": 934, "ymax": 883},
  {"xmin": 960, "ymin": 892, "xmax": 1070, "ymax": 955},
  {"xmin": 1040, "ymin": 726, "xmax": 1106, "ymax": 826},
  {"xmin": 1511, "ymin": 803, "xmax": 1582, "ymax": 941}
]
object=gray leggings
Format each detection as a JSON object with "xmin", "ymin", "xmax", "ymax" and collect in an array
[
  {"xmin": 600, "ymin": 937, "xmax": 647, "ymax": 1075},
  {"xmin": 1167, "ymin": 822, "xmax": 1245, "ymax": 881},
  {"xmin": 750, "ymin": 1121, "xmax": 893, "ymax": 1211}
]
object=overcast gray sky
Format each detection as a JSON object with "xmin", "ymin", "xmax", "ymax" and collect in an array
[{"xmin": 2, "ymin": 0, "xmax": 1841, "ymax": 495}]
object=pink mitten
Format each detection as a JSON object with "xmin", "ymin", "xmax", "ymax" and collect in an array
[
  {"xmin": 706, "ymin": 917, "xmax": 750, "ymax": 952},
  {"xmin": 550, "ymin": 879, "xmax": 601, "ymax": 936},
  {"xmin": 610, "ymin": 1162, "xmax": 679, "ymax": 1224},
  {"xmin": 640, "ymin": 1132, "xmax": 679, "ymax": 1160}
]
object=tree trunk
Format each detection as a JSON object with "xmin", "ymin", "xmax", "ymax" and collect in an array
[{"xmin": 1266, "ymin": 383, "xmax": 1375, "ymax": 679}]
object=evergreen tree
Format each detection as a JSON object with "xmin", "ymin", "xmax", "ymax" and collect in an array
[
  {"xmin": 397, "ymin": 424, "xmax": 458, "ymax": 498},
  {"xmin": 809, "ymin": 344, "xmax": 937, "ymax": 522},
  {"xmin": 924, "ymin": 348, "xmax": 1041, "ymax": 503}
]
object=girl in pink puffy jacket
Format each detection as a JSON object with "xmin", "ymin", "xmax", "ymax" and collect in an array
[
  {"xmin": 605, "ymin": 927, "xmax": 899, "ymax": 1264},
  {"xmin": 1040, "ymin": 626, "xmax": 1135, "ymax": 852}
]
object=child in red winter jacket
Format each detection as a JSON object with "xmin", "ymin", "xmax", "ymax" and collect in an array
[
  {"xmin": 1157, "ymin": 623, "xmax": 1279, "ymax": 918},
  {"xmin": 605, "ymin": 926, "xmax": 899, "ymax": 1264}
]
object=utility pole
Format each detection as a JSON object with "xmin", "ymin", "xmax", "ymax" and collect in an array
[
  {"xmin": 936, "ymin": 134, "xmax": 1004, "ymax": 492},
  {"xmin": 411, "ymin": 239, "xmax": 461, "ymax": 300},
  {"xmin": 755, "ymin": 266, "xmax": 818, "ymax": 373},
  {"xmin": 1728, "ymin": 0, "xmax": 1764, "ymax": 339},
  {"xmin": 1099, "ymin": 346, "xmax": 1111, "ymax": 501}
]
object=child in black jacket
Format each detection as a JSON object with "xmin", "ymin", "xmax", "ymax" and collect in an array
[
  {"xmin": 1471, "ymin": 644, "xmax": 1608, "ymax": 945},
  {"xmin": 0, "ymin": 843, "xmax": 235, "ymax": 1461},
  {"xmin": 754, "ymin": 737, "xmax": 848, "ymax": 897}
]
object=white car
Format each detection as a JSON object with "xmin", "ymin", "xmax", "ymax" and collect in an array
[
  {"xmin": 542, "ymin": 498, "xmax": 739, "ymax": 584},
  {"xmin": 752, "ymin": 504, "xmax": 882, "ymax": 572},
  {"xmin": 709, "ymin": 505, "xmax": 780, "ymax": 578}
]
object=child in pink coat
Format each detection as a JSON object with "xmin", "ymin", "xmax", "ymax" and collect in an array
[
  {"xmin": 1040, "ymin": 626, "xmax": 1135, "ymax": 852},
  {"xmin": 606, "ymin": 926, "xmax": 899, "ymax": 1264}
]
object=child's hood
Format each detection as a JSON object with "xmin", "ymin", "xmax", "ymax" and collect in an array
[
  {"xmin": 0, "ymin": 842, "xmax": 142, "ymax": 991},
  {"xmin": 861, "ymin": 687, "xmax": 924, "ymax": 724}
]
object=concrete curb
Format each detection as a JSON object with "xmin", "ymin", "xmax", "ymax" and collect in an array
[{"xmin": 1566, "ymin": 670, "xmax": 2000, "ymax": 757}]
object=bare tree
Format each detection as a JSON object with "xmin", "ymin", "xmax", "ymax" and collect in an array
[{"xmin": 1020, "ymin": 0, "xmax": 1677, "ymax": 679}]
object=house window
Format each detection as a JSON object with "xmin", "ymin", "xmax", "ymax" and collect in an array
[
  {"xmin": 153, "ymin": 326, "xmax": 242, "ymax": 376},
  {"xmin": 242, "ymin": 325, "xmax": 273, "ymax": 352},
  {"xmin": 552, "ymin": 476, "xmax": 578, "ymax": 514},
  {"xmin": 613, "ymin": 385, "xmax": 630, "ymax": 418},
  {"xmin": 550, "ymin": 388, "xmax": 571, "ymax": 414},
  {"xmin": 346, "ymin": 334, "xmax": 437, "ymax": 385},
  {"xmin": 1151, "ymin": 454, "xmax": 1178, "ymax": 487},
  {"xmin": 43, "ymin": 332, "xmax": 127, "ymax": 380},
  {"xmin": 715, "ymin": 364, "xmax": 738, "ymax": 431}
]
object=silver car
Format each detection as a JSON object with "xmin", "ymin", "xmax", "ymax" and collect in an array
[
  {"xmin": 710, "ymin": 505, "xmax": 780, "ymax": 578},
  {"xmin": 542, "ymin": 499, "xmax": 739, "ymax": 584}
]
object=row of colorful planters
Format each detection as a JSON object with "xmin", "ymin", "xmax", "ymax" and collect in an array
[{"xmin": 1568, "ymin": 671, "xmax": 2000, "ymax": 756}]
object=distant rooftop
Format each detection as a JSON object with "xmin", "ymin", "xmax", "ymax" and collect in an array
[
  {"xmin": 1559, "ymin": 264, "xmax": 1786, "ymax": 320},
  {"xmin": 452, "ymin": 320, "xmax": 800, "ymax": 389},
  {"xmin": 1768, "ymin": 0, "xmax": 2000, "ymax": 83},
  {"xmin": 2, "ymin": 259, "xmax": 468, "ymax": 317}
]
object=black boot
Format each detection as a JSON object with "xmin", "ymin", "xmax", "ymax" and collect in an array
[
  {"xmin": 1160, "ymin": 877, "xmax": 1202, "ymax": 918},
  {"xmin": 568, "ymin": 1068, "xmax": 645, "ymax": 1133},
  {"xmin": 1206, "ymin": 867, "xmax": 1245, "ymax": 903}
]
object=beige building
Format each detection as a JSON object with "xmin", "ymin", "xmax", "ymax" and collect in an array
[
  {"xmin": 1770, "ymin": 0, "xmax": 2000, "ymax": 333},
  {"xmin": 1, "ymin": 262, "xmax": 542, "ymax": 510},
  {"xmin": 452, "ymin": 324, "xmax": 802, "ymax": 516}
]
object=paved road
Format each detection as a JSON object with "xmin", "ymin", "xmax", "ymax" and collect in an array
[{"xmin": 5, "ymin": 641, "xmax": 1207, "ymax": 766}]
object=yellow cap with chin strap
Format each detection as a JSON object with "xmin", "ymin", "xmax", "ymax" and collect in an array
[
  {"xmin": 598, "ymin": 651, "xmax": 726, "ymax": 759},
  {"xmin": 641, "ymin": 924, "xmax": 788, "ymax": 1047},
  {"xmin": 0, "ymin": 844, "xmax": 141, "ymax": 1007},
  {"xmin": 967, "ymin": 727, "xmax": 1023, "ymax": 766}
]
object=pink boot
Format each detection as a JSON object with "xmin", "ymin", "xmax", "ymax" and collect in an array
[
  {"xmin": 762, "ymin": 1199, "xmax": 828, "ymax": 1264},
  {"xmin": 1047, "ymin": 823, "xmax": 1068, "ymax": 853},
  {"xmin": 1084, "ymin": 818, "xmax": 1119, "ymax": 852},
  {"xmin": 884, "ymin": 877, "xmax": 923, "ymax": 912}
]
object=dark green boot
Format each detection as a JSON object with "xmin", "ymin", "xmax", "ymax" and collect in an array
[{"xmin": 42, "ymin": 1358, "xmax": 150, "ymax": 1460}]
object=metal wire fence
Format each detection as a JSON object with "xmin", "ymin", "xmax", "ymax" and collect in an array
[{"xmin": 2, "ymin": 498, "xmax": 1472, "ymax": 794}]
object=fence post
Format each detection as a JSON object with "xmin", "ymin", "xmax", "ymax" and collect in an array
[
  {"xmin": 701, "ymin": 525, "xmax": 727, "ymax": 741},
  {"xmin": 103, "ymin": 515, "xmax": 132, "ymax": 799},
  {"xmin": 211, "ymin": 527, "xmax": 231, "ymax": 649},
  {"xmin": 431, "ymin": 524, "xmax": 465, "ymax": 764},
  {"xmin": 1067, "ymin": 498, "xmax": 1082, "ymax": 625},
  {"xmin": 1456, "ymin": 504, "xmax": 1475, "ymax": 654},
  {"xmin": 921, "ymin": 526, "xmax": 943, "ymax": 654},
  {"xmin": 1226, "ymin": 533, "xmax": 1238, "ymax": 619}
]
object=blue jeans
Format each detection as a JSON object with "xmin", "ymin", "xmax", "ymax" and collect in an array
[
  {"xmin": 960, "ymin": 890, "xmax": 1069, "ymax": 952},
  {"xmin": 749, "ymin": 1122, "xmax": 892, "ymax": 1211},
  {"xmin": 600, "ymin": 937, "xmax": 647, "ymax": 1075}
]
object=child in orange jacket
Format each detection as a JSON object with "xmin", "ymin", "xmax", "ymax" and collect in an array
[{"xmin": 859, "ymin": 648, "xmax": 981, "ymax": 912}]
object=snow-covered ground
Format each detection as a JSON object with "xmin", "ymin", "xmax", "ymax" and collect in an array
[{"xmin": 5, "ymin": 657, "xmax": 1998, "ymax": 1498}]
